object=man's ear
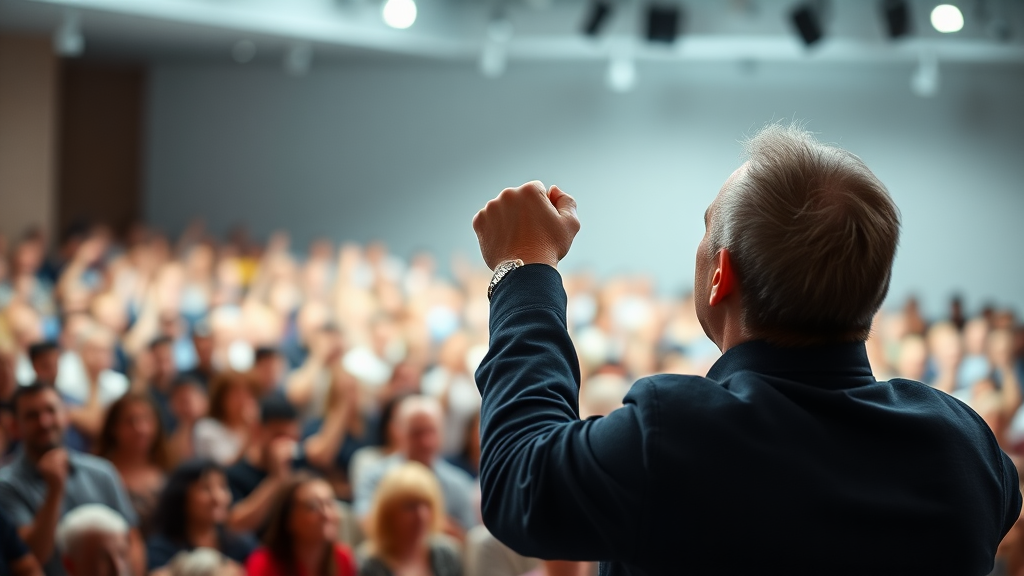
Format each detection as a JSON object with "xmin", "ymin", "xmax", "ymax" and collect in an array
[{"xmin": 708, "ymin": 249, "xmax": 736, "ymax": 307}]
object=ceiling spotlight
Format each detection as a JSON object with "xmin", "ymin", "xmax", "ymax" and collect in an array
[
  {"xmin": 480, "ymin": 43, "xmax": 507, "ymax": 78},
  {"xmin": 791, "ymin": 2, "xmax": 824, "ymax": 47},
  {"xmin": 911, "ymin": 52, "xmax": 939, "ymax": 98},
  {"xmin": 382, "ymin": 0, "xmax": 417, "ymax": 29},
  {"xmin": 881, "ymin": 0, "xmax": 910, "ymax": 39},
  {"xmin": 930, "ymin": 4, "xmax": 963, "ymax": 33},
  {"xmin": 232, "ymin": 40, "xmax": 257, "ymax": 64},
  {"xmin": 583, "ymin": 2, "xmax": 613, "ymax": 37},
  {"xmin": 284, "ymin": 43, "xmax": 313, "ymax": 77},
  {"xmin": 646, "ymin": 4, "xmax": 682, "ymax": 44},
  {"xmin": 606, "ymin": 56, "xmax": 636, "ymax": 93},
  {"xmin": 53, "ymin": 10, "xmax": 84, "ymax": 57}
]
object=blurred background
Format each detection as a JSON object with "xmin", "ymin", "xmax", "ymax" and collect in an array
[{"xmin": 1, "ymin": 0, "xmax": 1022, "ymax": 312}]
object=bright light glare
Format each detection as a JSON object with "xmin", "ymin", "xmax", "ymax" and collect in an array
[
  {"xmin": 930, "ymin": 4, "xmax": 964, "ymax": 33},
  {"xmin": 382, "ymin": 0, "xmax": 417, "ymax": 29},
  {"xmin": 606, "ymin": 57, "xmax": 636, "ymax": 93}
]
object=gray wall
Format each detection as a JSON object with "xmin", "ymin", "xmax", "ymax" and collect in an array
[{"xmin": 145, "ymin": 58, "xmax": 1024, "ymax": 317}]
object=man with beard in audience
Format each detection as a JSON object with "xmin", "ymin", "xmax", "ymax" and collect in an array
[{"xmin": 0, "ymin": 384, "xmax": 144, "ymax": 575}]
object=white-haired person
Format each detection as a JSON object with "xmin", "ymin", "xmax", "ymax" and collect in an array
[
  {"xmin": 353, "ymin": 396, "xmax": 476, "ymax": 540},
  {"xmin": 55, "ymin": 504, "xmax": 131, "ymax": 576},
  {"xmin": 360, "ymin": 462, "xmax": 461, "ymax": 576}
]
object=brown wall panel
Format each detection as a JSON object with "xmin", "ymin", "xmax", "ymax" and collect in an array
[{"xmin": 58, "ymin": 60, "xmax": 144, "ymax": 237}]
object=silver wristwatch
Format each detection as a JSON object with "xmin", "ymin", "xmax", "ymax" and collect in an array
[{"xmin": 488, "ymin": 259, "xmax": 525, "ymax": 300}]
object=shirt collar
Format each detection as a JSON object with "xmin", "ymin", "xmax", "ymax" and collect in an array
[{"xmin": 706, "ymin": 339, "xmax": 876, "ymax": 389}]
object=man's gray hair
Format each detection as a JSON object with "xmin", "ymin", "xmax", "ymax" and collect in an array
[
  {"xmin": 709, "ymin": 123, "xmax": 901, "ymax": 344},
  {"xmin": 55, "ymin": 504, "xmax": 130, "ymax": 554}
]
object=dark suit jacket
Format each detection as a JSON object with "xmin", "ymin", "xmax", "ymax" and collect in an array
[{"xmin": 475, "ymin": 264, "xmax": 1021, "ymax": 576}]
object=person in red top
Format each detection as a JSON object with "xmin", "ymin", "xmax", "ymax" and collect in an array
[{"xmin": 246, "ymin": 473, "xmax": 356, "ymax": 576}]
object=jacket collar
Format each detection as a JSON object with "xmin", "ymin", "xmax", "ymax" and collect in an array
[{"xmin": 706, "ymin": 339, "xmax": 877, "ymax": 389}]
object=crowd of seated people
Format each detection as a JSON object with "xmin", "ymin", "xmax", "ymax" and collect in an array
[{"xmin": 0, "ymin": 222, "xmax": 1022, "ymax": 576}]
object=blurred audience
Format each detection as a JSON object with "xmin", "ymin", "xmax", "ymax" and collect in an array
[
  {"xmin": 148, "ymin": 459, "xmax": 254, "ymax": 572},
  {"xmin": 0, "ymin": 507, "xmax": 43, "ymax": 576},
  {"xmin": 1, "ymin": 222, "xmax": 1023, "ymax": 574},
  {"xmin": 246, "ymin": 473, "xmax": 357, "ymax": 576},
  {"xmin": 0, "ymin": 384, "xmax": 144, "ymax": 576},
  {"xmin": 55, "ymin": 504, "xmax": 131, "ymax": 576},
  {"xmin": 361, "ymin": 462, "xmax": 461, "ymax": 576},
  {"xmin": 96, "ymin": 393, "xmax": 171, "ymax": 537}
]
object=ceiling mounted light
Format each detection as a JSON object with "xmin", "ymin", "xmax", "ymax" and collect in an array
[
  {"xmin": 881, "ymin": 0, "xmax": 911, "ymax": 39},
  {"xmin": 53, "ymin": 10, "xmax": 84, "ymax": 57},
  {"xmin": 646, "ymin": 4, "xmax": 682, "ymax": 44},
  {"xmin": 606, "ymin": 56, "xmax": 636, "ymax": 93},
  {"xmin": 791, "ymin": 2, "xmax": 824, "ymax": 47},
  {"xmin": 284, "ymin": 43, "xmax": 313, "ymax": 76},
  {"xmin": 583, "ymin": 2, "xmax": 613, "ymax": 37},
  {"xmin": 930, "ymin": 4, "xmax": 963, "ymax": 33},
  {"xmin": 382, "ymin": 0, "xmax": 417, "ymax": 29}
]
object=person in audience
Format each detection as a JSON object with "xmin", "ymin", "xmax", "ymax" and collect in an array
[
  {"xmin": 55, "ymin": 504, "xmax": 131, "ymax": 576},
  {"xmin": 165, "ymin": 375, "xmax": 210, "ymax": 465},
  {"xmin": 360, "ymin": 462, "xmax": 461, "ymax": 576},
  {"xmin": 0, "ymin": 508, "xmax": 43, "ymax": 576},
  {"xmin": 284, "ymin": 325, "xmax": 343, "ymax": 421},
  {"xmin": 193, "ymin": 371, "xmax": 258, "ymax": 466},
  {"xmin": 354, "ymin": 396, "xmax": 477, "ymax": 538},
  {"xmin": 245, "ymin": 473, "xmax": 357, "ymax": 576},
  {"xmin": 148, "ymin": 459, "xmax": 256, "ymax": 572},
  {"xmin": 147, "ymin": 336, "xmax": 180, "ymax": 432},
  {"xmin": 27, "ymin": 342, "xmax": 60, "ymax": 387},
  {"xmin": 57, "ymin": 325, "xmax": 130, "ymax": 445},
  {"xmin": 349, "ymin": 392, "xmax": 412, "ymax": 492},
  {"xmin": 446, "ymin": 412, "xmax": 480, "ymax": 479},
  {"xmin": 165, "ymin": 548, "xmax": 244, "ymax": 576},
  {"xmin": 180, "ymin": 323, "xmax": 216, "ymax": 390},
  {"xmin": 226, "ymin": 383, "xmax": 351, "ymax": 533},
  {"xmin": 96, "ymin": 392, "xmax": 171, "ymax": 537},
  {"xmin": 0, "ymin": 383, "xmax": 145, "ymax": 576},
  {"xmin": 250, "ymin": 348, "xmax": 285, "ymax": 399}
]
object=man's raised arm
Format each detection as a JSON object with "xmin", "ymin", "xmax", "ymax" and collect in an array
[{"xmin": 471, "ymin": 182, "xmax": 650, "ymax": 562}]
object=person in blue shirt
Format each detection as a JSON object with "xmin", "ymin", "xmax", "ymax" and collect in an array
[{"xmin": 0, "ymin": 508, "xmax": 42, "ymax": 576}]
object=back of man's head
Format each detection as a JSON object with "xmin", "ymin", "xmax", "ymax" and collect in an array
[
  {"xmin": 710, "ymin": 123, "xmax": 901, "ymax": 345},
  {"xmin": 57, "ymin": 504, "xmax": 131, "ymax": 576}
]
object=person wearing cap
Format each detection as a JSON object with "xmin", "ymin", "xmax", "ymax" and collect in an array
[
  {"xmin": 225, "ymin": 364, "xmax": 354, "ymax": 533},
  {"xmin": 0, "ymin": 384, "xmax": 145, "ymax": 576}
]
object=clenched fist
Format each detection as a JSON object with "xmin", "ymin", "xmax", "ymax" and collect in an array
[{"xmin": 472, "ymin": 181, "xmax": 581, "ymax": 270}]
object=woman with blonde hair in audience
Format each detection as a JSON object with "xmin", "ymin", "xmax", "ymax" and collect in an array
[
  {"xmin": 96, "ymin": 391, "xmax": 171, "ymax": 537},
  {"xmin": 246, "ymin": 472, "xmax": 357, "ymax": 576},
  {"xmin": 361, "ymin": 462, "xmax": 462, "ymax": 576},
  {"xmin": 193, "ymin": 371, "xmax": 258, "ymax": 465}
]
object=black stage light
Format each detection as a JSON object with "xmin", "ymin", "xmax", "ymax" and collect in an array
[
  {"xmin": 791, "ymin": 3, "xmax": 823, "ymax": 46},
  {"xmin": 646, "ymin": 4, "xmax": 682, "ymax": 44},
  {"xmin": 583, "ymin": 1, "xmax": 613, "ymax": 36},
  {"xmin": 881, "ymin": 0, "xmax": 911, "ymax": 39}
]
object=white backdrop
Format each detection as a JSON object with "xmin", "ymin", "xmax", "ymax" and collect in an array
[{"xmin": 145, "ymin": 58, "xmax": 1024, "ymax": 317}]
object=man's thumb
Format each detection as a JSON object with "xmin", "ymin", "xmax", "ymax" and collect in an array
[{"xmin": 548, "ymin": 186, "xmax": 578, "ymax": 219}]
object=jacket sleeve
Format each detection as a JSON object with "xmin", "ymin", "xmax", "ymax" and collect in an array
[{"xmin": 474, "ymin": 264, "xmax": 651, "ymax": 563}]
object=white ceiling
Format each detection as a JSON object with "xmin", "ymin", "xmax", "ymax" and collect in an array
[{"xmin": 0, "ymin": 0, "xmax": 1022, "ymax": 65}]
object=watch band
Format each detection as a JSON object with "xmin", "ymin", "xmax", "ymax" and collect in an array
[{"xmin": 488, "ymin": 259, "xmax": 525, "ymax": 300}]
